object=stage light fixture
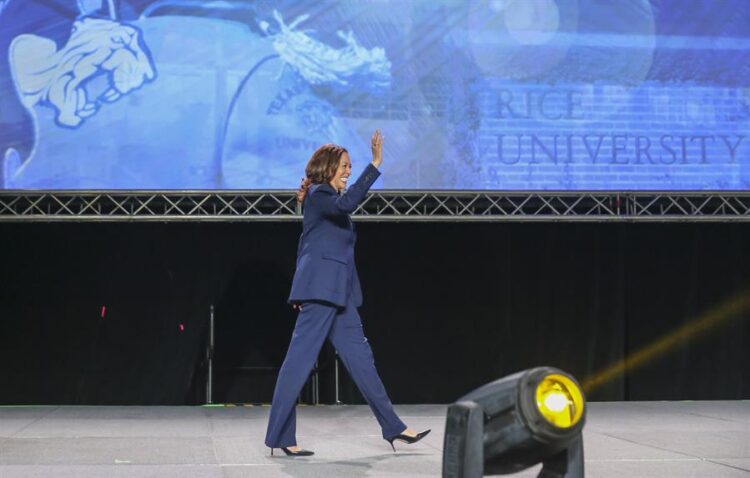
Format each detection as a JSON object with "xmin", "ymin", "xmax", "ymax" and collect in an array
[{"xmin": 442, "ymin": 367, "xmax": 586, "ymax": 478}]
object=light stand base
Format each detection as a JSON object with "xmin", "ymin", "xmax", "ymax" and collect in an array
[
  {"xmin": 538, "ymin": 435, "xmax": 584, "ymax": 478},
  {"xmin": 442, "ymin": 401, "xmax": 484, "ymax": 478}
]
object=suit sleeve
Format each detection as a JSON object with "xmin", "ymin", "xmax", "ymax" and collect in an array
[{"xmin": 308, "ymin": 163, "xmax": 381, "ymax": 216}]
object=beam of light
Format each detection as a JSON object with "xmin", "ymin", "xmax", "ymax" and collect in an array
[
  {"xmin": 108, "ymin": 0, "xmax": 117, "ymax": 20},
  {"xmin": 582, "ymin": 289, "xmax": 750, "ymax": 394},
  {"xmin": 464, "ymin": 31, "xmax": 750, "ymax": 51}
]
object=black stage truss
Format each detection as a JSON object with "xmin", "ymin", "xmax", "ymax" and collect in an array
[{"xmin": 0, "ymin": 191, "xmax": 749, "ymax": 222}]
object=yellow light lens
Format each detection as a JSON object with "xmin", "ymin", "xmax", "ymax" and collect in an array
[{"xmin": 535, "ymin": 374, "xmax": 584, "ymax": 428}]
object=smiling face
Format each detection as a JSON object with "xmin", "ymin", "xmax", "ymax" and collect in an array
[{"xmin": 329, "ymin": 152, "xmax": 352, "ymax": 192}]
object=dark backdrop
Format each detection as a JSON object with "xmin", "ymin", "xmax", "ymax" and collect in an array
[{"xmin": 0, "ymin": 221, "xmax": 747, "ymax": 405}]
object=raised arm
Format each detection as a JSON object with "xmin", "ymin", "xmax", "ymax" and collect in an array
[
  {"xmin": 306, "ymin": 130, "xmax": 384, "ymax": 216},
  {"xmin": 308, "ymin": 163, "xmax": 381, "ymax": 216}
]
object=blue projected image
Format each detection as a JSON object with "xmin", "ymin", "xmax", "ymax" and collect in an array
[{"xmin": 0, "ymin": 0, "xmax": 748, "ymax": 190}]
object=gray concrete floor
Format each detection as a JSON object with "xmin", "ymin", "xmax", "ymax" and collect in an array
[{"xmin": 0, "ymin": 401, "xmax": 748, "ymax": 477}]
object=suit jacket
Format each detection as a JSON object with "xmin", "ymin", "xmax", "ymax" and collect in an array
[{"xmin": 288, "ymin": 163, "xmax": 381, "ymax": 308}]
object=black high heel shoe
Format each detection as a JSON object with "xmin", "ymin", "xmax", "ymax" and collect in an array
[
  {"xmin": 386, "ymin": 429, "xmax": 431, "ymax": 452},
  {"xmin": 270, "ymin": 447, "xmax": 315, "ymax": 456}
]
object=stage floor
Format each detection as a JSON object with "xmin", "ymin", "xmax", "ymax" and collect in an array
[{"xmin": 0, "ymin": 401, "xmax": 748, "ymax": 477}]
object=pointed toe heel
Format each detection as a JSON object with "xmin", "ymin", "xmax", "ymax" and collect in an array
[
  {"xmin": 385, "ymin": 429, "xmax": 431, "ymax": 452},
  {"xmin": 275, "ymin": 446, "xmax": 314, "ymax": 456}
]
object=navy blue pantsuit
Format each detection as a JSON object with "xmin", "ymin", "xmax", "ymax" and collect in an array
[
  {"xmin": 265, "ymin": 163, "xmax": 406, "ymax": 448},
  {"xmin": 264, "ymin": 295, "xmax": 407, "ymax": 447}
]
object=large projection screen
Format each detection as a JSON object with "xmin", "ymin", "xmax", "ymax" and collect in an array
[{"xmin": 1, "ymin": 0, "xmax": 748, "ymax": 190}]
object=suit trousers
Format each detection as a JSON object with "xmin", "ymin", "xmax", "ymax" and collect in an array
[{"xmin": 264, "ymin": 297, "xmax": 406, "ymax": 448}]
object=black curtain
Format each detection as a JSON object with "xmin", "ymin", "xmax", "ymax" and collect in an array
[{"xmin": 0, "ymin": 222, "xmax": 747, "ymax": 404}]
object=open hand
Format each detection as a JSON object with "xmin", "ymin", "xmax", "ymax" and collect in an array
[{"xmin": 371, "ymin": 129, "xmax": 383, "ymax": 168}]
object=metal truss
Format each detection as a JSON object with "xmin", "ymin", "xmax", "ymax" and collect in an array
[{"xmin": 0, "ymin": 191, "xmax": 749, "ymax": 222}]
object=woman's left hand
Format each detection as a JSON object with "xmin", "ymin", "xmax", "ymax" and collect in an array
[{"xmin": 371, "ymin": 129, "xmax": 383, "ymax": 168}]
